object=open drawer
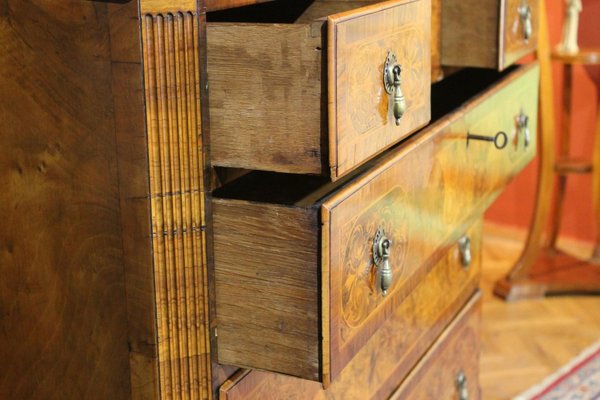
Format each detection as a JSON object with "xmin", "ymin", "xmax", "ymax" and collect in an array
[
  {"xmin": 207, "ymin": 0, "xmax": 431, "ymax": 179},
  {"xmin": 441, "ymin": 0, "xmax": 538, "ymax": 70},
  {"xmin": 212, "ymin": 63, "xmax": 538, "ymax": 385}
]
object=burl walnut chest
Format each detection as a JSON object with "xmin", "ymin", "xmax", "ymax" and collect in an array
[{"xmin": 0, "ymin": 0, "xmax": 538, "ymax": 398}]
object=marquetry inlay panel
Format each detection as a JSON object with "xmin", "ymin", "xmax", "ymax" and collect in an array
[{"xmin": 141, "ymin": 10, "xmax": 211, "ymax": 400}]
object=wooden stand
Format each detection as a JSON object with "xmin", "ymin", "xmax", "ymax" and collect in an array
[{"xmin": 494, "ymin": 1, "xmax": 600, "ymax": 300}]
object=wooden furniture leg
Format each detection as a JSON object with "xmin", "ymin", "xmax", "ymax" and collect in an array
[
  {"xmin": 593, "ymin": 100, "xmax": 600, "ymax": 262},
  {"xmin": 494, "ymin": 0, "xmax": 600, "ymax": 300}
]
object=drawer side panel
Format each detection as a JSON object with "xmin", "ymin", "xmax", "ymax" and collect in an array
[{"xmin": 213, "ymin": 200, "xmax": 321, "ymax": 380}]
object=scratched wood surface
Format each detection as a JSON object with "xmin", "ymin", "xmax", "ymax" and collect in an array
[
  {"xmin": 441, "ymin": 0, "xmax": 538, "ymax": 70},
  {"xmin": 207, "ymin": 0, "xmax": 430, "ymax": 179},
  {"xmin": 0, "ymin": 1, "xmax": 131, "ymax": 398},
  {"xmin": 218, "ymin": 220, "xmax": 482, "ymax": 399}
]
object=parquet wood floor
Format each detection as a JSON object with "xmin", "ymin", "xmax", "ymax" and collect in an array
[{"xmin": 480, "ymin": 222, "xmax": 600, "ymax": 399}]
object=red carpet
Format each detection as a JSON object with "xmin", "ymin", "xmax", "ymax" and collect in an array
[{"xmin": 514, "ymin": 340, "xmax": 600, "ymax": 399}]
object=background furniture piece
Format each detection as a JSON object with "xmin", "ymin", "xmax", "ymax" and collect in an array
[
  {"xmin": 0, "ymin": 0, "xmax": 537, "ymax": 398},
  {"xmin": 495, "ymin": 0, "xmax": 600, "ymax": 300}
]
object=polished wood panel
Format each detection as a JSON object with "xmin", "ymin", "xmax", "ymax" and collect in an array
[
  {"xmin": 323, "ymin": 63, "xmax": 537, "ymax": 381},
  {"xmin": 0, "ymin": 1, "xmax": 130, "ymax": 398},
  {"xmin": 390, "ymin": 293, "xmax": 481, "ymax": 400},
  {"xmin": 208, "ymin": 0, "xmax": 430, "ymax": 179},
  {"xmin": 140, "ymin": 7, "xmax": 212, "ymax": 399},
  {"xmin": 219, "ymin": 221, "xmax": 482, "ymax": 399},
  {"xmin": 109, "ymin": 1, "xmax": 160, "ymax": 398},
  {"xmin": 441, "ymin": 0, "xmax": 538, "ymax": 70},
  {"xmin": 327, "ymin": 0, "xmax": 431, "ymax": 178}
]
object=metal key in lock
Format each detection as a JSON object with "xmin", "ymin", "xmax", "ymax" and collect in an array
[{"xmin": 466, "ymin": 131, "xmax": 509, "ymax": 150}]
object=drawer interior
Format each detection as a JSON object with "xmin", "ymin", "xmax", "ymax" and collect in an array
[
  {"xmin": 207, "ymin": 0, "xmax": 380, "ymax": 24},
  {"xmin": 213, "ymin": 64, "xmax": 521, "ymax": 204}
]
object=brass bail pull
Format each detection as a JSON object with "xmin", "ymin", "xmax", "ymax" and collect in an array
[
  {"xmin": 392, "ymin": 66, "xmax": 405, "ymax": 126},
  {"xmin": 383, "ymin": 51, "xmax": 406, "ymax": 126},
  {"xmin": 456, "ymin": 371, "xmax": 469, "ymax": 400},
  {"xmin": 373, "ymin": 228, "xmax": 393, "ymax": 296},
  {"xmin": 519, "ymin": 3, "xmax": 532, "ymax": 41},
  {"xmin": 458, "ymin": 236, "xmax": 472, "ymax": 269}
]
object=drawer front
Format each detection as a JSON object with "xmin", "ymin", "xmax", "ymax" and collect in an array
[
  {"xmin": 328, "ymin": 0, "xmax": 431, "ymax": 179},
  {"xmin": 501, "ymin": 0, "xmax": 538, "ymax": 69},
  {"xmin": 441, "ymin": 0, "xmax": 537, "ymax": 70},
  {"xmin": 322, "ymin": 63, "xmax": 538, "ymax": 381},
  {"xmin": 390, "ymin": 292, "xmax": 482, "ymax": 400},
  {"xmin": 219, "ymin": 222, "xmax": 482, "ymax": 399}
]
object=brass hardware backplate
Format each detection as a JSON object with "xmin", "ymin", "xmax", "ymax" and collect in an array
[
  {"xmin": 383, "ymin": 52, "xmax": 397, "ymax": 95},
  {"xmin": 373, "ymin": 228, "xmax": 392, "ymax": 296}
]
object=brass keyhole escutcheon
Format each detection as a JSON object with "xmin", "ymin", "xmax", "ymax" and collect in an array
[
  {"xmin": 373, "ymin": 228, "xmax": 392, "ymax": 296},
  {"xmin": 383, "ymin": 51, "xmax": 406, "ymax": 126},
  {"xmin": 516, "ymin": 110, "xmax": 530, "ymax": 149}
]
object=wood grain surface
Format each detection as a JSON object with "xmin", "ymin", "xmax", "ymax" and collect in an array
[
  {"xmin": 218, "ymin": 220, "xmax": 483, "ymax": 399},
  {"xmin": 208, "ymin": 0, "xmax": 430, "ymax": 179},
  {"xmin": 212, "ymin": 200, "xmax": 321, "ymax": 380},
  {"xmin": 211, "ymin": 64, "xmax": 537, "ymax": 385},
  {"xmin": 0, "ymin": 1, "xmax": 130, "ymax": 398},
  {"xmin": 321, "ymin": 63, "xmax": 538, "ymax": 382},
  {"xmin": 328, "ymin": 0, "xmax": 431, "ymax": 179},
  {"xmin": 207, "ymin": 21, "xmax": 324, "ymax": 174},
  {"xmin": 390, "ymin": 292, "xmax": 482, "ymax": 400},
  {"xmin": 110, "ymin": 2, "xmax": 161, "ymax": 398},
  {"xmin": 441, "ymin": 0, "xmax": 538, "ymax": 70},
  {"xmin": 141, "ymin": 7, "xmax": 212, "ymax": 399},
  {"xmin": 501, "ymin": 0, "xmax": 539, "ymax": 69}
]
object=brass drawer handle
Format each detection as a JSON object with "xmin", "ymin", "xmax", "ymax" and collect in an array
[
  {"xmin": 456, "ymin": 371, "xmax": 469, "ymax": 400},
  {"xmin": 373, "ymin": 228, "xmax": 392, "ymax": 296},
  {"xmin": 466, "ymin": 131, "xmax": 508, "ymax": 150},
  {"xmin": 516, "ymin": 110, "xmax": 530, "ymax": 148},
  {"xmin": 383, "ymin": 51, "xmax": 406, "ymax": 126},
  {"xmin": 518, "ymin": 2, "xmax": 533, "ymax": 42},
  {"xmin": 458, "ymin": 236, "xmax": 471, "ymax": 269}
]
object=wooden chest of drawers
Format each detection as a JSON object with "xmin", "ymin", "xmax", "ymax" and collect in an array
[
  {"xmin": 213, "ymin": 63, "xmax": 538, "ymax": 388},
  {"xmin": 207, "ymin": 0, "xmax": 431, "ymax": 179},
  {"xmin": 0, "ymin": 0, "xmax": 540, "ymax": 399}
]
